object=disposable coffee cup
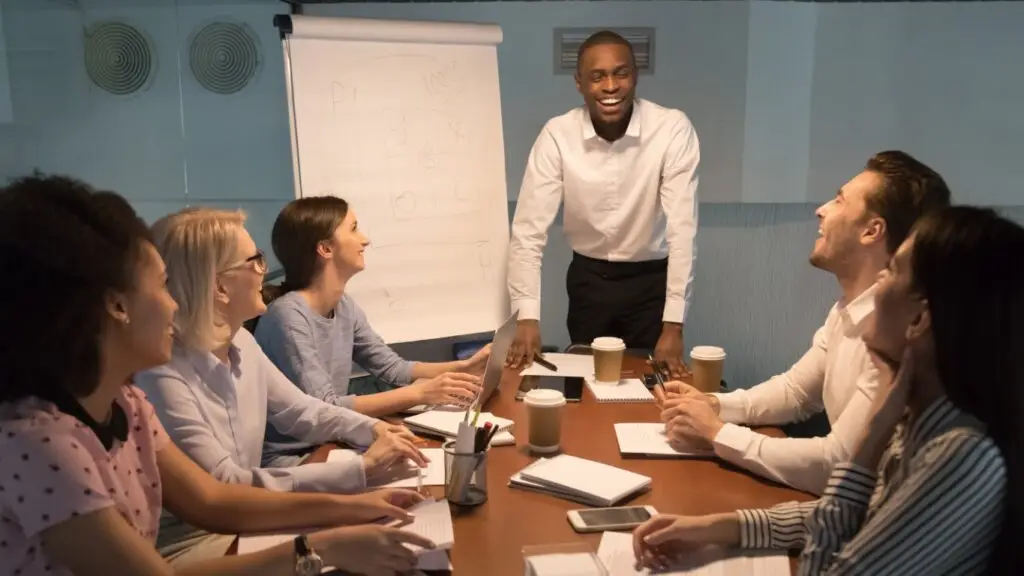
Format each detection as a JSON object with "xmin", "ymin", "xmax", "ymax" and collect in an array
[
  {"xmin": 524, "ymin": 389, "xmax": 566, "ymax": 453},
  {"xmin": 591, "ymin": 337, "xmax": 626, "ymax": 384},
  {"xmin": 690, "ymin": 346, "xmax": 726, "ymax": 393}
]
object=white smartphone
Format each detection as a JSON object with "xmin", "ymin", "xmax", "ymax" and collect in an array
[{"xmin": 566, "ymin": 505, "xmax": 658, "ymax": 533}]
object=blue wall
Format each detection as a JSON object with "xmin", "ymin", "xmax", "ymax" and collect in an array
[{"xmin": 2, "ymin": 0, "xmax": 1022, "ymax": 388}]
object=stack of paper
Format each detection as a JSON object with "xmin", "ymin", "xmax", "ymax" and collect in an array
[
  {"xmin": 520, "ymin": 353, "xmax": 596, "ymax": 378},
  {"xmin": 613, "ymin": 424, "xmax": 714, "ymax": 459},
  {"xmin": 327, "ymin": 447, "xmax": 446, "ymax": 487},
  {"xmin": 404, "ymin": 409, "xmax": 516, "ymax": 446},
  {"xmin": 585, "ymin": 378, "xmax": 655, "ymax": 403},
  {"xmin": 509, "ymin": 455, "xmax": 651, "ymax": 507},
  {"xmin": 595, "ymin": 531, "xmax": 790, "ymax": 575}
]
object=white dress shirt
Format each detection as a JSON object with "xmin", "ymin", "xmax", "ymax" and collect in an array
[
  {"xmin": 136, "ymin": 328, "xmax": 380, "ymax": 494},
  {"xmin": 507, "ymin": 98, "xmax": 700, "ymax": 323},
  {"xmin": 710, "ymin": 284, "xmax": 880, "ymax": 494}
]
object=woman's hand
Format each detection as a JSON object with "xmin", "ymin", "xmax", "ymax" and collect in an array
[
  {"xmin": 459, "ymin": 343, "xmax": 492, "ymax": 376},
  {"xmin": 316, "ymin": 524, "xmax": 436, "ymax": 576},
  {"xmin": 853, "ymin": 347, "xmax": 915, "ymax": 469},
  {"xmin": 362, "ymin": 430, "xmax": 429, "ymax": 478},
  {"xmin": 412, "ymin": 373, "xmax": 481, "ymax": 407},
  {"xmin": 632, "ymin": 513, "xmax": 740, "ymax": 571},
  {"xmin": 334, "ymin": 488, "xmax": 425, "ymax": 524}
]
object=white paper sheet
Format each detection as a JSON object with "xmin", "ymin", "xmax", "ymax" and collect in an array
[
  {"xmin": 613, "ymin": 424, "xmax": 714, "ymax": 458},
  {"xmin": 327, "ymin": 448, "xmax": 446, "ymax": 488},
  {"xmin": 520, "ymin": 353, "xmax": 596, "ymax": 378},
  {"xmin": 596, "ymin": 532, "xmax": 790, "ymax": 575},
  {"xmin": 527, "ymin": 552, "xmax": 607, "ymax": 576},
  {"xmin": 388, "ymin": 498, "xmax": 455, "ymax": 551}
]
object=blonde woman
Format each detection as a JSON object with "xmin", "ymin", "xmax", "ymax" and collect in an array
[{"xmin": 136, "ymin": 208, "xmax": 426, "ymax": 565}]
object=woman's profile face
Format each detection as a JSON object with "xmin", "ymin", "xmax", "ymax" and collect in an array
[
  {"xmin": 120, "ymin": 243, "xmax": 179, "ymax": 370},
  {"xmin": 328, "ymin": 210, "xmax": 370, "ymax": 276},
  {"xmin": 863, "ymin": 234, "xmax": 927, "ymax": 363}
]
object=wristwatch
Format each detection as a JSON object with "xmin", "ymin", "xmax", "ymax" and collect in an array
[{"xmin": 293, "ymin": 535, "xmax": 324, "ymax": 576}]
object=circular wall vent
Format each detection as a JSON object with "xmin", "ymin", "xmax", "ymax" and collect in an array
[
  {"xmin": 189, "ymin": 21, "xmax": 262, "ymax": 95},
  {"xmin": 83, "ymin": 21, "xmax": 156, "ymax": 96}
]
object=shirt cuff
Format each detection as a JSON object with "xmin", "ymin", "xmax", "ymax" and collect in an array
[
  {"xmin": 291, "ymin": 456, "xmax": 368, "ymax": 494},
  {"xmin": 822, "ymin": 462, "xmax": 877, "ymax": 506},
  {"xmin": 711, "ymin": 422, "xmax": 757, "ymax": 461},
  {"xmin": 736, "ymin": 508, "xmax": 773, "ymax": 548},
  {"xmin": 511, "ymin": 299, "xmax": 541, "ymax": 321},
  {"xmin": 661, "ymin": 299, "xmax": 687, "ymax": 324},
  {"xmin": 712, "ymin": 392, "xmax": 746, "ymax": 424}
]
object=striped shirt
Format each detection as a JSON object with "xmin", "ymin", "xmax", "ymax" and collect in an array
[{"xmin": 737, "ymin": 397, "xmax": 1006, "ymax": 575}]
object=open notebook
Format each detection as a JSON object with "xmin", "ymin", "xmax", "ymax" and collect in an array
[
  {"xmin": 585, "ymin": 378, "xmax": 655, "ymax": 404},
  {"xmin": 403, "ymin": 409, "xmax": 515, "ymax": 446},
  {"xmin": 596, "ymin": 531, "xmax": 790, "ymax": 575},
  {"xmin": 509, "ymin": 455, "xmax": 651, "ymax": 507},
  {"xmin": 614, "ymin": 424, "xmax": 714, "ymax": 458}
]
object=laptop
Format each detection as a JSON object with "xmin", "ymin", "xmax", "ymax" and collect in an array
[
  {"xmin": 402, "ymin": 310, "xmax": 519, "ymax": 414},
  {"xmin": 470, "ymin": 309, "xmax": 519, "ymax": 410}
]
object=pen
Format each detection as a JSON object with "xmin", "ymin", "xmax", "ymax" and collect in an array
[
  {"xmin": 485, "ymin": 425, "xmax": 500, "ymax": 447},
  {"xmin": 476, "ymin": 422, "xmax": 493, "ymax": 452},
  {"xmin": 532, "ymin": 353, "xmax": 558, "ymax": 372}
]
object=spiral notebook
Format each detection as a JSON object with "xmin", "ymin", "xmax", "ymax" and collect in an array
[{"xmin": 584, "ymin": 377, "xmax": 655, "ymax": 403}]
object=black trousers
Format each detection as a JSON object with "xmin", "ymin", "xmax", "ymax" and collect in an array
[{"xmin": 565, "ymin": 252, "xmax": 668, "ymax": 351}]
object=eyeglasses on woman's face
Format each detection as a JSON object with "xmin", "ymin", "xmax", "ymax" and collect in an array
[{"xmin": 221, "ymin": 250, "xmax": 267, "ymax": 275}]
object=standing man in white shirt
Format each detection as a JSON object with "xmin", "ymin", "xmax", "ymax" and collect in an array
[
  {"xmin": 505, "ymin": 30, "xmax": 699, "ymax": 377},
  {"xmin": 660, "ymin": 151, "xmax": 951, "ymax": 494}
]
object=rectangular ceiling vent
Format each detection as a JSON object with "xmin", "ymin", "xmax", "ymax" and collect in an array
[{"xmin": 553, "ymin": 27, "xmax": 655, "ymax": 76}]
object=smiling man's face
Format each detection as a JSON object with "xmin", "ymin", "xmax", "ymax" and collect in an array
[{"xmin": 576, "ymin": 42, "xmax": 637, "ymax": 132}]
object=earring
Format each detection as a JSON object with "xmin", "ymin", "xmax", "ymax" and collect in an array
[{"xmin": 123, "ymin": 316, "xmax": 131, "ymax": 325}]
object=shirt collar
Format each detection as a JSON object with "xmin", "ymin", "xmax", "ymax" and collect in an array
[
  {"xmin": 181, "ymin": 338, "xmax": 241, "ymax": 381},
  {"xmin": 581, "ymin": 98, "xmax": 643, "ymax": 141},
  {"xmin": 49, "ymin": 389, "xmax": 128, "ymax": 451},
  {"xmin": 838, "ymin": 282, "xmax": 879, "ymax": 331},
  {"xmin": 905, "ymin": 396, "xmax": 969, "ymax": 454}
]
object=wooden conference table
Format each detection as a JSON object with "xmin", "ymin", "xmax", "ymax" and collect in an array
[{"xmin": 298, "ymin": 353, "xmax": 814, "ymax": 575}]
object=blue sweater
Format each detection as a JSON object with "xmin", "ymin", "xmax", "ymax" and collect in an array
[{"xmin": 254, "ymin": 291, "xmax": 414, "ymax": 456}]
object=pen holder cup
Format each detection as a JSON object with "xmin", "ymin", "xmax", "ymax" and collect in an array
[{"xmin": 442, "ymin": 439, "xmax": 488, "ymax": 507}]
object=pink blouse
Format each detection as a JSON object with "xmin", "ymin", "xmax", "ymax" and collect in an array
[{"xmin": 0, "ymin": 385, "xmax": 169, "ymax": 576}]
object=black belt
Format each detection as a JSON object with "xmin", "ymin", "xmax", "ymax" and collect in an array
[{"xmin": 571, "ymin": 251, "xmax": 668, "ymax": 280}]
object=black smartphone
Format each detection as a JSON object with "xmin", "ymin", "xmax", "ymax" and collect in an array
[{"xmin": 516, "ymin": 376, "xmax": 583, "ymax": 402}]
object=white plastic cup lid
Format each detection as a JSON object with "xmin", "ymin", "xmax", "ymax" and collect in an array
[
  {"xmin": 524, "ymin": 388, "xmax": 567, "ymax": 407},
  {"xmin": 591, "ymin": 337, "xmax": 626, "ymax": 351},
  {"xmin": 690, "ymin": 346, "xmax": 727, "ymax": 361}
]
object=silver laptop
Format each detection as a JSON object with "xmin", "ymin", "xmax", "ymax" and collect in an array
[
  {"xmin": 402, "ymin": 310, "xmax": 518, "ymax": 414},
  {"xmin": 471, "ymin": 309, "xmax": 519, "ymax": 410}
]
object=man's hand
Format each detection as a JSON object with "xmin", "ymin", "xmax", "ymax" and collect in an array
[
  {"xmin": 506, "ymin": 319, "xmax": 542, "ymax": 369},
  {"xmin": 663, "ymin": 397, "xmax": 724, "ymax": 443},
  {"xmin": 653, "ymin": 322, "xmax": 687, "ymax": 379},
  {"xmin": 658, "ymin": 382, "xmax": 719, "ymax": 414}
]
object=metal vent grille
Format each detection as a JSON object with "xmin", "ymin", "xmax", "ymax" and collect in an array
[
  {"xmin": 554, "ymin": 27, "xmax": 655, "ymax": 75},
  {"xmin": 83, "ymin": 21, "xmax": 156, "ymax": 96},
  {"xmin": 188, "ymin": 21, "xmax": 262, "ymax": 95}
]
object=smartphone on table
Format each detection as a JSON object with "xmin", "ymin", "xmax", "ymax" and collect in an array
[{"xmin": 566, "ymin": 505, "xmax": 658, "ymax": 533}]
